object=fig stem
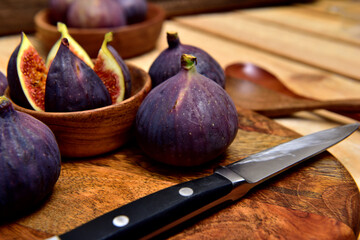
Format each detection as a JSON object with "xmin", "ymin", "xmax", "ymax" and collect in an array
[
  {"xmin": 0, "ymin": 96, "xmax": 13, "ymax": 115},
  {"xmin": 102, "ymin": 32, "xmax": 113, "ymax": 49},
  {"xmin": 167, "ymin": 31, "xmax": 180, "ymax": 49},
  {"xmin": 57, "ymin": 22, "xmax": 69, "ymax": 35},
  {"xmin": 62, "ymin": 38, "xmax": 70, "ymax": 48},
  {"xmin": 181, "ymin": 54, "xmax": 197, "ymax": 70},
  {"xmin": 0, "ymin": 96, "xmax": 8, "ymax": 105}
]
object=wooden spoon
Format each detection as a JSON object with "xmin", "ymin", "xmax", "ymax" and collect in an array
[{"xmin": 224, "ymin": 63, "xmax": 360, "ymax": 117}]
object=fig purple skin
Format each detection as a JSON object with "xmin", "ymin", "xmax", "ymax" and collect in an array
[
  {"xmin": 0, "ymin": 96, "xmax": 61, "ymax": 220},
  {"xmin": 7, "ymin": 45, "xmax": 31, "ymax": 109},
  {"xmin": 66, "ymin": 0, "xmax": 127, "ymax": 28},
  {"xmin": 48, "ymin": 0, "xmax": 74, "ymax": 23},
  {"xmin": 108, "ymin": 45, "xmax": 132, "ymax": 98},
  {"xmin": 136, "ymin": 54, "xmax": 238, "ymax": 166},
  {"xmin": 0, "ymin": 71, "xmax": 7, "ymax": 95},
  {"xmin": 45, "ymin": 39, "xmax": 111, "ymax": 112},
  {"xmin": 117, "ymin": 0, "xmax": 148, "ymax": 24},
  {"xmin": 149, "ymin": 32, "xmax": 226, "ymax": 89}
]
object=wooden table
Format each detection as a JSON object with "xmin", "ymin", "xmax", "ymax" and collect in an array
[{"xmin": 0, "ymin": 0, "xmax": 360, "ymax": 239}]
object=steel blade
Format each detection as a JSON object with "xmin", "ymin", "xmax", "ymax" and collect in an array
[{"xmin": 227, "ymin": 123, "xmax": 359, "ymax": 184}]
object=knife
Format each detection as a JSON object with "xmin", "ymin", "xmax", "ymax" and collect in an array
[{"xmin": 47, "ymin": 123, "xmax": 359, "ymax": 240}]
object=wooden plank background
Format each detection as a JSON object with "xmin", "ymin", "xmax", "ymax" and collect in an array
[
  {"xmin": 0, "ymin": 0, "xmax": 47, "ymax": 35},
  {"xmin": 148, "ymin": 0, "xmax": 314, "ymax": 16},
  {"xmin": 174, "ymin": 9, "xmax": 360, "ymax": 80},
  {"xmin": 0, "ymin": 0, "xmax": 313, "ymax": 35}
]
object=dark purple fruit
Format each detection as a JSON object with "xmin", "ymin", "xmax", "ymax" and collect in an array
[
  {"xmin": 48, "ymin": 0, "xmax": 74, "ymax": 23},
  {"xmin": 136, "ymin": 54, "xmax": 238, "ymax": 166},
  {"xmin": 117, "ymin": 0, "xmax": 148, "ymax": 24},
  {"xmin": 0, "ymin": 96, "xmax": 61, "ymax": 220},
  {"xmin": 149, "ymin": 32, "xmax": 225, "ymax": 88},
  {"xmin": 0, "ymin": 71, "xmax": 7, "ymax": 95},
  {"xmin": 67, "ymin": 0, "xmax": 127, "ymax": 28},
  {"xmin": 45, "ymin": 38, "xmax": 111, "ymax": 112}
]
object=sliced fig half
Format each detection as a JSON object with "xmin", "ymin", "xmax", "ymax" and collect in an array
[
  {"xmin": 45, "ymin": 22, "xmax": 94, "ymax": 69},
  {"xmin": 94, "ymin": 32, "xmax": 127, "ymax": 104},
  {"xmin": 7, "ymin": 32, "xmax": 47, "ymax": 111}
]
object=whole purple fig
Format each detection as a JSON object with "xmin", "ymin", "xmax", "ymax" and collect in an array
[
  {"xmin": 66, "ymin": 0, "xmax": 127, "ymax": 28},
  {"xmin": 48, "ymin": 0, "xmax": 74, "ymax": 24},
  {"xmin": 136, "ymin": 54, "xmax": 238, "ymax": 166},
  {"xmin": 149, "ymin": 32, "xmax": 225, "ymax": 89},
  {"xmin": 117, "ymin": 0, "xmax": 147, "ymax": 24},
  {"xmin": 45, "ymin": 38, "xmax": 111, "ymax": 112},
  {"xmin": 0, "ymin": 96, "xmax": 61, "ymax": 220},
  {"xmin": 0, "ymin": 71, "xmax": 7, "ymax": 95}
]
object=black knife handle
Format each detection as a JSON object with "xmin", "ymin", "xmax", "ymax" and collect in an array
[{"xmin": 57, "ymin": 173, "xmax": 233, "ymax": 240}]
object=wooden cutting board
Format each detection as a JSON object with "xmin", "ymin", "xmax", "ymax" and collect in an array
[{"xmin": 0, "ymin": 106, "xmax": 358, "ymax": 240}]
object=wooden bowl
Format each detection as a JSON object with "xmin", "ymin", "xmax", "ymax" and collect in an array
[
  {"xmin": 5, "ymin": 64, "xmax": 151, "ymax": 158},
  {"xmin": 34, "ymin": 3, "xmax": 165, "ymax": 59}
]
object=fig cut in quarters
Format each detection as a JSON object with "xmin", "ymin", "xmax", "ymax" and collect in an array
[
  {"xmin": 94, "ymin": 32, "xmax": 129, "ymax": 104},
  {"xmin": 7, "ymin": 32, "xmax": 47, "ymax": 111}
]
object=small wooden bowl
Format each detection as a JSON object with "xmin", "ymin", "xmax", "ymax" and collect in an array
[
  {"xmin": 34, "ymin": 3, "xmax": 165, "ymax": 59},
  {"xmin": 5, "ymin": 64, "xmax": 151, "ymax": 158}
]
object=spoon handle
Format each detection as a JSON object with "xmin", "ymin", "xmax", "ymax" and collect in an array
[{"xmin": 256, "ymin": 99, "xmax": 360, "ymax": 117}]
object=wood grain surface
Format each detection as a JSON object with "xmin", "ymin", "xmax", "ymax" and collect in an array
[
  {"xmin": 0, "ymin": 106, "xmax": 359, "ymax": 239},
  {"xmin": 174, "ymin": 9, "xmax": 360, "ymax": 81},
  {"xmin": 0, "ymin": 0, "xmax": 311, "ymax": 36},
  {"xmin": 147, "ymin": 0, "xmax": 313, "ymax": 17},
  {"xmin": 0, "ymin": 0, "xmax": 47, "ymax": 36}
]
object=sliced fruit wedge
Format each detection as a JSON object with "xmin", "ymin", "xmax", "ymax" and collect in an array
[
  {"xmin": 94, "ymin": 32, "xmax": 126, "ymax": 104},
  {"xmin": 7, "ymin": 32, "xmax": 47, "ymax": 111}
]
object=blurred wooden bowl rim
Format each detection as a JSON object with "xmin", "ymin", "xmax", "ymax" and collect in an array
[
  {"xmin": 34, "ymin": 3, "xmax": 165, "ymax": 59},
  {"xmin": 5, "ymin": 64, "xmax": 152, "ymax": 158}
]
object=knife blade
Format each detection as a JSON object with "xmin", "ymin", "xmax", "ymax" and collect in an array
[{"xmin": 48, "ymin": 123, "xmax": 359, "ymax": 240}]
